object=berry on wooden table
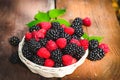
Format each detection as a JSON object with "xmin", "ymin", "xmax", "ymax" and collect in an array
[{"xmin": 9, "ymin": 36, "xmax": 20, "ymax": 46}]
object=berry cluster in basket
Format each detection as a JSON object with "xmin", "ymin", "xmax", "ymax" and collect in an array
[{"xmin": 22, "ymin": 17, "xmax": 88, "ymax": 67}]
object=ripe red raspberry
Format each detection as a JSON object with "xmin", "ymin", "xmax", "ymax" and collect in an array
[
  {"xmin": 39, "ymin": 29, "xmax": 46, "ymax": 35},
  {"xmin": 44, "ymin": 59, "xmax": 55, "ymax": 67},
  {"xmin": 56, "ymin": 38, "xmax": 67, "ymax": 49},
  {"xmin": 37, "ymin": 47, "xmax": 50, "ymax": 59},
  {"xmin": 62, "ymin": 55, "xmax": 74, "ymax": 66},
  {"xmin": 82, "ymin": 17, "xmax": 91, "ymax": 26},
  {"xmin": 99, "ymin": 43, "xmax": 110, "ymax": 54},
  {"xmin": 61, "ymin": 24, "xmax": 66, "ymax": 28},
  {"xmin": 32, "ymin": 31, "xmax": 39, "ymax": 41},
  {"xmin": 37, "ymin": 22, "xmax": 51, "ymax": 30},
  {"xmin": 46, "ymin": 40, "xmax": 58, "ymax": 51},
  {"xmin": 25, "ymin": 32, "xmax": 32, "ymax": 41},
  {"xmin": 64, "ymin": 27, "xmax": 75, "ymax": 35},
  {"xmin": 79, "ymin": 39, "xmax": 89, "ymax": 50},
  {"xmin": 70, "ymin": 38, "xmax": 81, "ymax": 46}
]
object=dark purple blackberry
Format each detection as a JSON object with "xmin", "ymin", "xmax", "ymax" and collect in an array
[
  {"xmin": 89, "ymin": 39, "xmax": 99, "ymax": 50},
  {"xmin": 74, "ymin": 46, "xmax": 85, "ymax": 60},
  {"xmin": 22, "ymin": 43, "xmax": 33, "ymax": 60},
  {"xmin": 63, "ymin": 43, "xmax": 78, "ymax": 56},
  {"xmin": 71, "ymin": 34, "xmax": 80, "ymax": 40},
  {"xmin": 51, "ymin": 22, "xmax": 60, "ymax": 29},
  {"xmin": 9, "ymin": 36, "xmax": 20, "ymax": 46},
  {"xmin": 54, "ymin": 63, "xmax": 64, "ymax": 67},
  {"xmin": 29, "ymin": 26, "xmax": 40, "ymax": 32},
  {"xmin": 46, "ymin": 29, "xmax": 59, "ymax": 40},
  {"xmin": 71, "ymin": 17, "xmax": 83, "ymax": 28},
  {"xmin": 27, "ymin": 38, "xmax": 41, "ymax": 53},
  {"xmin": 39, "ymin": 38, "xmax": 48, "ymax": 46},
  {"xmin": 74, "ymin": 27, "xmax": 84, "ymax": 38},
  {"xmin": 51, "ymin": 49, "xmax": 63, "ymax": 63},
  {"xmin": 9, "ymin": 52, "xmax": 21, "ymax": 64},
  {"xmin": 32, "ymin": 55, "xmax": 45, "ymax": 65},
  {"xmin": 59, "ymin": 32, "xmax": 71, "ymax": 43},
  {"xmin": 87, "ymin": 47, "xmax": 105, "ymax": 61}
]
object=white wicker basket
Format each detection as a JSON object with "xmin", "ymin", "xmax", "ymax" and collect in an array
[{"xmin": 18, "ymin": 37, "xmax": 88, "ymax": 78}]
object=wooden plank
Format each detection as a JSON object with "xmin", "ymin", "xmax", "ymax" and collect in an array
[
  {"xmin": 0, "ymin": 0, "xmax": 55, "ymax": 80},
  {"xmin": 56, "ymin": 0, "xmax": 120, "ymax": 80}
]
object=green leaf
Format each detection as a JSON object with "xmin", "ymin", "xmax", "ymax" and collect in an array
[
  {"xmin": 34, "ymin": 11, "xmax": 50, "ymax": 21},
  {"xmin": 82, "ymin": 33, "xmax": 89, "ymax": 39},
  {"xmin": 26, "ymin": 20, "xmax": 40, "ymax": 28},
  {"xmin": 51, "ymin": 19, "xmax": 71, "ymax": 26},
  {"xmin": 48, "ymin": 9, "xmax": 66, "ymax": 18},
  {"xmin": 88, "ymin": 36, "xmax": 103, "ymax": 42}
]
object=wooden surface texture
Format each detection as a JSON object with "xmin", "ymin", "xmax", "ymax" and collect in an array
[{"xmin": 0, "ymin": 0, "xmax": 120, "ymax": 80}]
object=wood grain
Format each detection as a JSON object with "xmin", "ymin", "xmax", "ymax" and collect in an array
[{"xmin": 56, "ymin": 0, "xmax": 120, "ymax": 80}]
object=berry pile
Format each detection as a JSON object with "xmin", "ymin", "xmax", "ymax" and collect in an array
[{"xmin": 22, "ymin": 18, "xmax": 90, "ymax": 67}]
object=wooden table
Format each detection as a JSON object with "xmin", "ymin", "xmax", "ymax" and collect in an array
[{"xmin": 0, "ymin": 0, "xmax": 120, "ymax": 80}]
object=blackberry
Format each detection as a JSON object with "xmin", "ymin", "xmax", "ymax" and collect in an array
[
  {"xmin": 22, "ymin": 43, "xmax": 33, "ymax": 60},
  {"xmin": 87, "ymin": 47, "xmax": 105, "ymax": 61},
  {"xmin": 63, "ymin": 43, "xmax": 78, "ymax": 56},
  {"xmin": 29, "ymin": 26, "xmax": 40, "ymax": 32},
  {"xmin": 59, "ymin": 32, "xmax": 71, "ymax": 43},
  {"xmin": 51, "ymin": 49, "xmax": 62, "ymax": 63},
  {"xmin": 71, "ymin": 17, "xmax": 83, "ymax": 28},
  {"xmin": 27, "ymin": 38, "xmax": 41, "ymax": 53},
  {"xmin": 46, "ymin": 29, "xmax": 59, "ymax": 40},
  {"xmin": 71, "ymin": 34, "xmax": 80, "ymax": 40},
  {"xmin": 39, "ymin": 38, "xmax": 48, "ymax": 46},
  {"xmin": 74, "ymin": 27, "xmax": 84, "ymax": 38},
  {"xmin": 32, "ymin": 55, "xmax": 45, "ymax": 65},
  {"xmin": 89, "ymin": 39, "xmax": 99, "ymax": 50},
  {"xmin": 51, "ymin": 22, "xmax": 60, "ymax": 29},
  {"xmin": 9, "ymin": 52, "xmax": 21, "ymax": 64},
  {"xmin": 74, "ymin": 46, "xmax": 85, "ymax": 60},
  {"xmin": 9, "ymin": 36, "xmax": 20, "ymax": 46},
  {"xmin": 54, "ymin": 63, "xmax": 64, "ymax": 67}
]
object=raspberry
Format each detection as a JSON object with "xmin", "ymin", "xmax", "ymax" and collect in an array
[
  {"xmin": 59, "ymin": 32, "xmax": 71, "ymax": 43},
  {"xmin": 9, "ymin": 36, "xmax": 20, "ymax": 46},
  {"xmin": 32, "ymin": 55, "xmax": 45, "ymax": 65},
  {"xmin": 61, "ymin": 24, "xmax": 66, "ymax": 28},
  {"xmin": 82, "ymin": 17, "xmax": 91, "ymax": 26},
  {"xmin": 74, "ymin": 46, "xmax": 85, "ymax": 60},
  {"xmin": 74, "ymin": 26, "xmax": 84, "ymax": 38},
  {"xmin": 37, "ymin": 47, "xmax": 50, "ymax": 59},
  {"xmin": 38, "ymin": 29, "xmax": 47, "ymax": 35},
  {"xmin": 25, "ymin": 32, "xmax": 32, "ymax": 41},
  {"xmin": 62, "ymin": 55, "xmax": 73, "ymax": 66},
  {"xmin": 79, "ymin": 39, "xmax": 89, "ymax": 50},
  {"xmin": 27, "ymin": 38, "xmax": 41, "ymax": 53},
  {"xmin": 46, "ymin": 40, "xmax": 58, "ymax": 51},
  {"xmin": 46, "ymin": 29, "xmax": 59, "ymax": 40},
  {"xmin": 44, "ymin": 59, "xmax": 55, "ymax": 67},
  {"xmin": 22, "ymin": 43, "xmax": 33, "ymax": 60},
  {"xmin": 70, "ymin": 38, "xmax": 81, "ymax": 46},
  {"xmin": 56, "ymin": 38, "xmax": 67, "ymax": 49},
  {"xmin": 99, "ymin": 43, "xmax": 110, "ymax": 53},
  {"xmin": 39, "ymin": 38, "xmax": 48, "ymax": 47},
  {"xmin": 29, "ymin": 26, "xmax": 40, "ymax": 32},
  {"xmin": 89, "ymin": 39, "xmax": 99, "ymax": 50},
  {"xmin": 9, "ymin": 52, "xmax": 21, "ymax": 64},
  {"xmin": 64, "ymin": 27, "xmax": 75, "ymax": 35},
  {"xmin": 87, "ymin": 47, "xmax": 105, "ymax": 61},
  {"xmin": 37, "ymin": 22, "xmax": 51, "ymax": 30},
  {"xmin": 51, "ymin": 49, "xmax": 62, "ymax": 63}
]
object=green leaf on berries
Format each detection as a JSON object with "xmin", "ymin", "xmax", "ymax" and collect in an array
[
  {"xmin": 88, "ymin": 36, "xmax": 103, "ymax": 42},
  {"xmin": 82, "ymin": 33, "xmax": 89, "ymax": 39},
  {"xmin": 26, "ymin": 20, "xmax": 40, "ymax": 28},
  {"xmin": 51, "ymin": 19, "xmax": 71, "ymax": 26},
  {"xmin": 48, "ymin": 9, "xmax": 66, "ymax": 18},
  {"xmin": 34, "ymin": 11, "xmax": 50, "ymax": 21}
]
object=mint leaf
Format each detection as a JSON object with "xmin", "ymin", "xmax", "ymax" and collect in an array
[
  {"xmin": 34, "ymin": 11, "xmax": 50, "ymax": 21},
  {"xmin": 82, "ymin": 33, "xmax": 89, "ymax": 39},
  {"xmin": 26, "ymin": 20, "xmax": 40, "ymax": 28},
  {"xmin": 51, "ymin": 19, "xmax": 71, "ymax": 26},
  {"xmin": 88, "ymin": 36, "xmax": 103, "ymax": 42},
  {"xmin": 49, "ymin": 9, "xmax": 66, "ymax": 18}
]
